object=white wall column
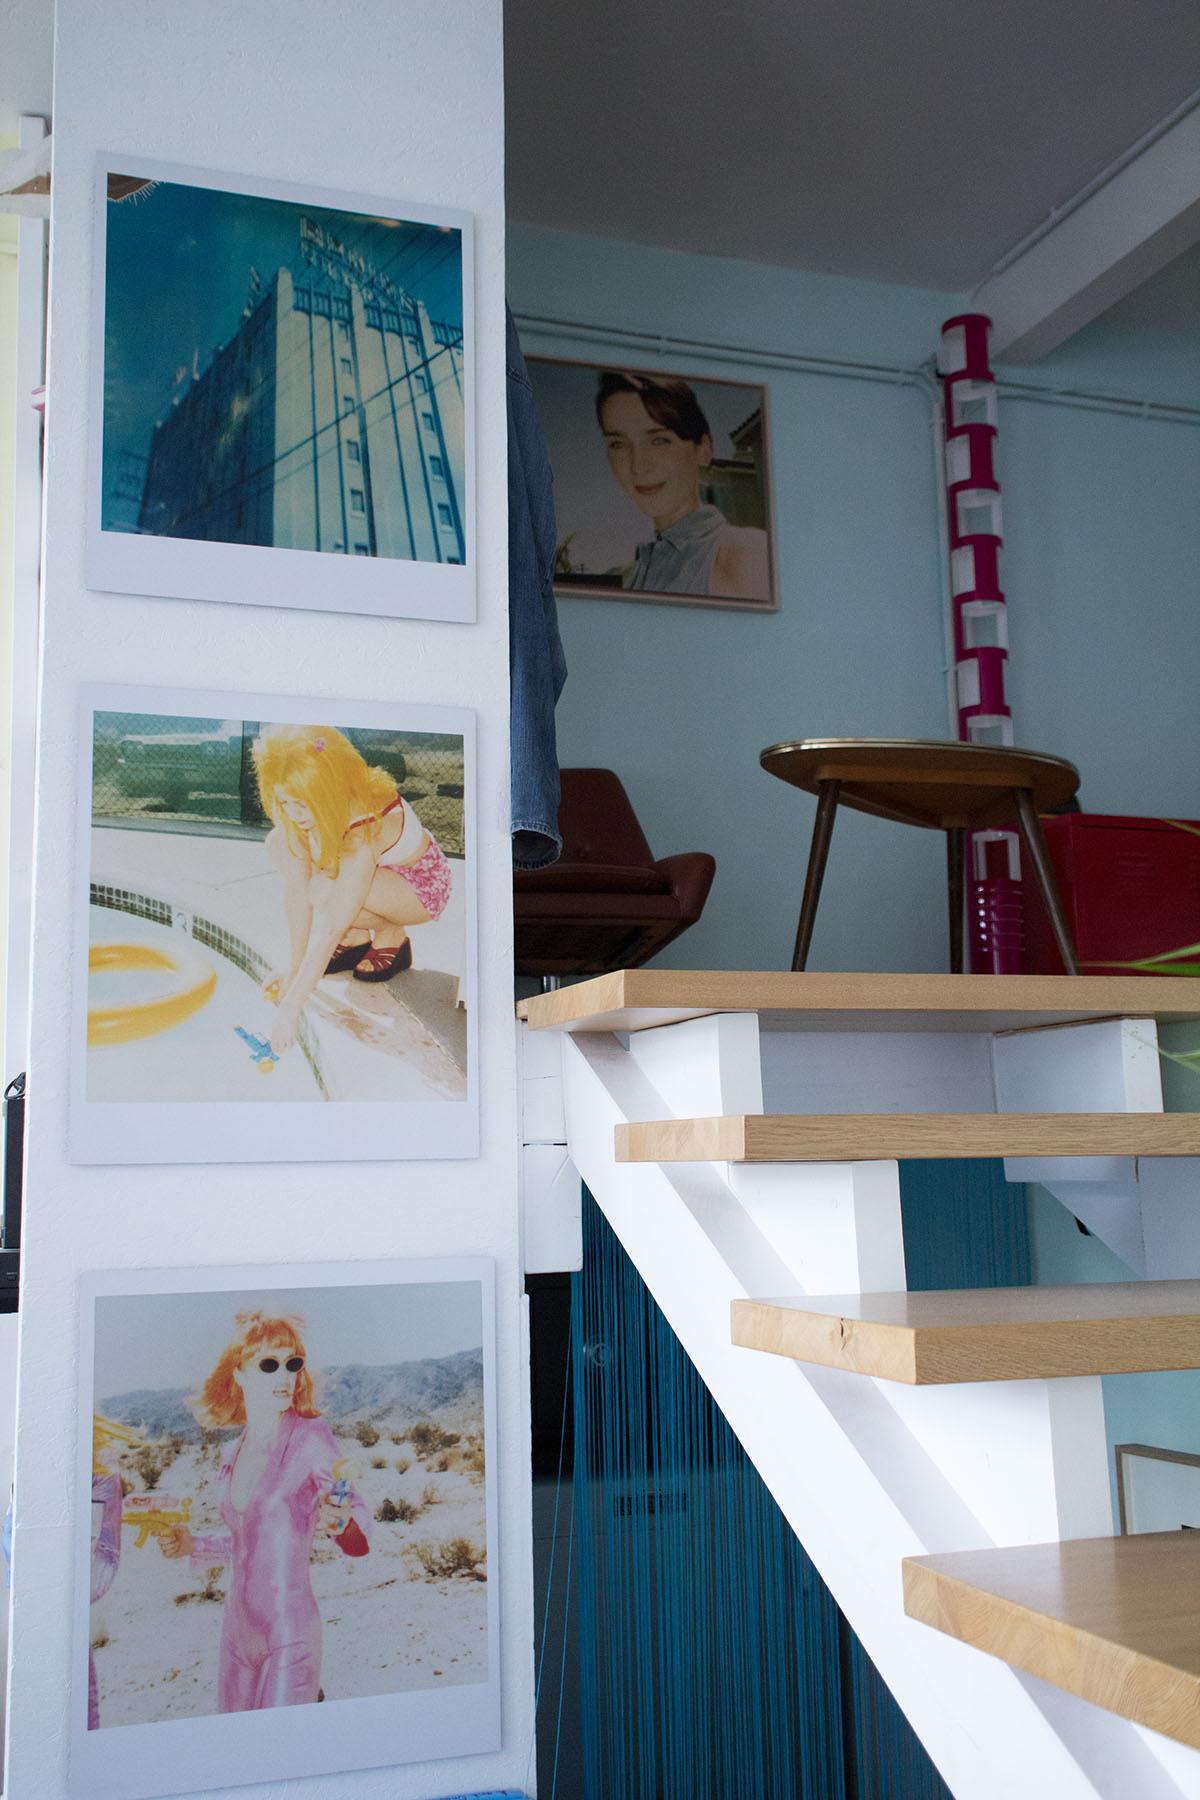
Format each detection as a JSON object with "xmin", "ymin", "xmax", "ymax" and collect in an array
[{"xmin": 6, "ymin": 5, "xmax": 528, "ymax": 1798}]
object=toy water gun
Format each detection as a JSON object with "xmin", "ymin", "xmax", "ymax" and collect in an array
[
  {"xmin": 326, "ymin": 1459, "xmax": 369, "ymax": 1556},
  {"xmin": 123, "ymin": 1494, "xmax": 192, "ymax": 1549},
  {"xmin": 330, "ymin": 1457, "xmax": 359, "ymax": 1506},
  {"xmin": 234, "ymin": 1025, "xmax": 278, "ymax": 1071}
]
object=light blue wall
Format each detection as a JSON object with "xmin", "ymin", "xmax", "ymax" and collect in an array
[
  {"xmin": 1028, "ymin": 1184, "xmax": 1200, "ymax": 1525},
  {"xmin": 510, "ymin": 221, "xmax": 1200, "ymax": 1516},
  {"xmin": 509, "ymin": 222, "xmax": 1200, "ymax": 973}
]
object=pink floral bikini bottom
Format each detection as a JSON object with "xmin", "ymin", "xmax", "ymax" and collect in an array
[{"xmin": 380, "ymin": 836, "xmax": 452, "ymax": 919}]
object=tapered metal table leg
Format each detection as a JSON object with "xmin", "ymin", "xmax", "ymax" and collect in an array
[{"xmin": 791, "ymin": 781, "xmax": 840, "ymax": 972}]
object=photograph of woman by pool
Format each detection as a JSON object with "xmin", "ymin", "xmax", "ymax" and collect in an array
[
  {"xmin": 73, "ymin": 1263, "xmax": 499, "ymax": 1798},
  {"xmin": 526, "ymin": 355, "xmax": 777, "ymax": 611},
  {"xmin": 71, "ymin": 684, "xmax": 477, "ymax": 1166}
]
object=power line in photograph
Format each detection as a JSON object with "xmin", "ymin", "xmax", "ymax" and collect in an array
[{"xmin": 157, "ymin": 340, "xmax": 462, "ymax": 539}]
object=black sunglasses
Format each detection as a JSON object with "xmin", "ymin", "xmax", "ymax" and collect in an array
[{"xmin": 257, "ymin": 1356, "xmax": 304, "ymax": 1374}]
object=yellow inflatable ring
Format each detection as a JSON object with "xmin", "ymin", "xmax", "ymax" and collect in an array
[{"xmin": 88, "ymin": 939, "xmax": 217, "ymax": 1047}]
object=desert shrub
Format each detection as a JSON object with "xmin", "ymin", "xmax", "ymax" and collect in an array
[
  {"xmin": 408, "ymin": 1422, "xmax": 459, "ymax": 1459},
  {"xmin": 175, "ymin": 1566, "xmax": 224, "ymax": 1606},
  {"xmin": 131, "ymin": 1439, "xmax": 177, "ymax": 1492},
  {"xmin": 435, "ymin": 1455, "xmax": 450, "ymax": 1472},
  {"xmin": 421, "ymin": 1480, "xmax": 441, "ymax": 1508},
  {"xmin": 376, "ymin": 1496, "xmax": 421, "ymax": 1524},
  {"xmin": 390, "ymin": 1433, "xmax": 404, "ymax": 1445},
  {"xmin": 90, "ymin": 1629, "xmax": 110, "ymax": 1651},
  {"xmin": 463, "ymin": 1435, "xmax": 485, "ymax": 1482},
  {"xmin": 371, "ymin": 1457, "xmax": 386, "ymax": 1469},
  {"xmin": 395, "ymin": 1457, "xmax": 410, "ymax": 1474},
  {"xmin": 198, "ymin": 1428, "xmax": 225, "ymax": 1467},
  {"xmin": 411, "ymin": 1535, "xmax": 486, "ymax": 1580},
  {"xmin": 354, "ymin": 1421, "xmax": 380, "ymax": 1448}
]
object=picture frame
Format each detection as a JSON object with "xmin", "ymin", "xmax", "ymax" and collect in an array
[
  {"xmin": 1115, "ymin": 1442, "xmax": 1200, "ymax": 1534},
  {"xmin": 88, "ymin": 155, "xmax": 475, "ymax": 623},
  {"xmin": 72, "ymin": 682, "xmax": 477, "ymax": 1165},
  {"xmin": 74, "ymin": 1259, "xmax": 499, "ymax": 1798},
  {"xmin": 526, "ymin": 352, "xmax": 778, "ymax": 613}
]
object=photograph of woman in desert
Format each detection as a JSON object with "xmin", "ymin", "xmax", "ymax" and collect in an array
[{"xmin": 85, "ymin": 1276, "xmax": 491, "ymax": 1734}]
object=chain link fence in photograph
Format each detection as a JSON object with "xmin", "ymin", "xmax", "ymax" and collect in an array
[{"xmin": 92, "ymin": 713, "xmax": 465, "ymax": 856}]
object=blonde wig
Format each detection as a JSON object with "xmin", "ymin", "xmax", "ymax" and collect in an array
[
  {"xmin": 252, "ymin": 724, "xmax": 396, "ymax": 876},
  {"xmin": 92, "ymin": 1412, "xmax": 144, "ymax": 1475}
]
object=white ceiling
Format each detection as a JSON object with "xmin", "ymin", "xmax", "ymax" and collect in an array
[
  {"xmin": 3, "ymin": 0, "xmax": 1198, "ymax": 331},
  {"xmin": 506, "ymin": 0, "xmax": 1200, "ymax": 330}
]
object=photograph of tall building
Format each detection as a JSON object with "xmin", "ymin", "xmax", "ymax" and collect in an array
[{"xmin": 101, "ymin": 177, "xmax": 466, "ymax": 566}]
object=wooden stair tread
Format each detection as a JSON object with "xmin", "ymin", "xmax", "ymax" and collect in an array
[
  {"xmin": 903, "ymin": 1533, "xmax": 1200, "ymax": 1749},
  {"xmin": 518, "ymin": 969, "xmax": 1200, "ymax": 1035},
  {"xmin": 732, "ymin": 1281, "xmax": 1200, "ymax": 1382},
  {"xmin": 616, "ymin": 1113, "xmax": 1200, "ymax": 1163}
]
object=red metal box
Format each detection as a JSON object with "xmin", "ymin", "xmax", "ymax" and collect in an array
[{"xmin": 1025, "ymin": 813, "xmax": 1200, "ymax": 977}]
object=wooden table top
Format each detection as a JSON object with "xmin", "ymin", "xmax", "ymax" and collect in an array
[{"xmin": 759, "ymin": 737, "xmax": 1080, "ymax": 829}]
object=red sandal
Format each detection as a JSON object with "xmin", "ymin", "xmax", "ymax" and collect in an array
[
  {"xmin": 352, "ymin": 940, "xmax": 414, "ymax": 983},
  {"xmin": 324, "ymin": 940, "xmax": 371, "ymax": 975}
]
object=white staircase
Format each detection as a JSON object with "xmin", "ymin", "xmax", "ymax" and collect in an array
[{"xmin": 518, "ymin": 971, "xmax": 1200, "ymax": 1800}]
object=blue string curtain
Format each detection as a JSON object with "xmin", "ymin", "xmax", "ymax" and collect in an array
[
  {"xmin": 899, "ymin": 1158, "xmax": 1032, "ymax": 1292},
  {"xmin": 570, "ymin": 1176, "xmax": 1024, "ymax": 1799}
]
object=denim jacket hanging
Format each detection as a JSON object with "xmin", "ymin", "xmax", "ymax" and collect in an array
[{"xmin": 507, "ymin": 307, "xmax": 566, "ymax": 869}]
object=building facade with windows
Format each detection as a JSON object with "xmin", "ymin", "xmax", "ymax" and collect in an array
[{"xmin": 138, "ymin": 256, "xmax": 465, "ymax": 565}]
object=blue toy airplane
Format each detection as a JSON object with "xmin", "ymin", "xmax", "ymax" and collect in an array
[{"xmin": 234, "ymin": 1025, "xmax": 278, "ymax": 1070}]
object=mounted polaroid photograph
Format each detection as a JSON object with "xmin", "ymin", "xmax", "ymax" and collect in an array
[
  {"xmin": 87, "ymin": 156, "xmax": 475, "ymax": 622},
  {"xmin": 72, "ymin": 683, "xmax": 477, "ymax": 1164},
  {"xmin": 73, "ymin": 1260, "xmax": 498, "ymax": 1798},
  {"xmin": 526, "ymin": 353, "xmax": 777, "ymax": 612}
]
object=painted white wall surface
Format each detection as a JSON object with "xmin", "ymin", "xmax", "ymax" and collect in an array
[
  {"xmin": 508, "ymin": 221, "xmax": 1200, "ymax": 976},
  {"xmin": 8, "ymin": 5, "xmax": 531, "ymax": 1799},
  {"xmin": 0, "ymin": 165, "xmax": 18, "ymax": 1039}
]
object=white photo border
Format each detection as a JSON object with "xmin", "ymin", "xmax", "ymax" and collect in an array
[
  {"xmin": 72, "ymin": 1258, "xmax": 499, "ymax": 1798},
  {"xmin": 86, "ymin": 155, "xmax": 476, "ymax": 624},
  {"xmin": 71, "ymin": 682, "xmax": 478, "ymax": 1165}
]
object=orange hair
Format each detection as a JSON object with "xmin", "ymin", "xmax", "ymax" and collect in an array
[
  {"xmin": 252, "ymin": 724, "xmax": 396, "ymax": 876},
  {"xmin": 198, "ymin": 1311, "xmax": 319, "ymax": 1428}
]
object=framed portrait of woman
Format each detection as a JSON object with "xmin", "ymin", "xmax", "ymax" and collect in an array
[
  {"xmin": 526, "ymin": 354, "xmax": 778, "ymax": 612},
  {"xmin": 73, "ymin": 1260, "xmax": 498, "ymax": 1796}
]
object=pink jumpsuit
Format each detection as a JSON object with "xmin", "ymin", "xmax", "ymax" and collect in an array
[
  {"xmin": 190, "ymin": 1410, "xmax": 369, "ymax": 1713},
  {"xmin": 89, "ymin": 1473, "xmax": 124, "ymax": 1729}
]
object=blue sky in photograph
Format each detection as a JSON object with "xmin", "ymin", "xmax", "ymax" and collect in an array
[
  {"xmin": 95, "ymin": 1281, "xmax": 483, "ymax": 1396},
  {"xmin": 102, "ymin": 177, "xmax": 463, "ymax": 523}
]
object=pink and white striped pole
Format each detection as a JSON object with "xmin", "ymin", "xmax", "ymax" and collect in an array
[{"xmin": 937, "ymin": 314, "xmax": 1024, "ymax": 973}]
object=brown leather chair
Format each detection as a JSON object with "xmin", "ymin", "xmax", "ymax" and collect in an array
[{"xmin": 514, "ymin": 769, "xmax": 716, "ymax": 976}]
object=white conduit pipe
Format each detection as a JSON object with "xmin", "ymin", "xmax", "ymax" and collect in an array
[{"xmin": 514, "ymin": 312, "xmax": 1200, "ymax": 427}]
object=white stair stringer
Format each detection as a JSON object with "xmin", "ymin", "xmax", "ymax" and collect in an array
[
  {"xmin": 560, "ymin": 1028, "xmax": 1200, "ymax": 1800},
  {"xmin": 993, "ymin": 1018, "xmax": 1200, "ymax": 1277}
]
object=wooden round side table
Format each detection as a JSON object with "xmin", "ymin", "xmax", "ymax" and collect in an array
[{"xmin": 759, "ymin": 737, "xmax": 1081, "ymax": 974}]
